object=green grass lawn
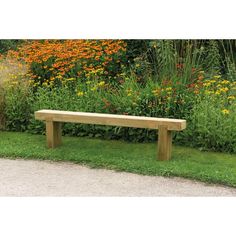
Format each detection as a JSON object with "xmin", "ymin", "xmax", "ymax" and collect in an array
[{"xmin": 0, "ymin": 131, "xmax": 236, "ymax": 187}]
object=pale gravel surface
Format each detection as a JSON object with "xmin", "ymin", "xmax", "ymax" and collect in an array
[{"xmin": 0, "ymin": 158, "xmax": 236, "ymax": 196}]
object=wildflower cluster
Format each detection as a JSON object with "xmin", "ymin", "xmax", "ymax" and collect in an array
[
  {"xmin": 191, "ymin": 72, "xmax": 236, "ymax": 114},
  {"xmin": 7, "ymin": 40, "xmax": 127, "ymax": 88},
  {"xmin": 205, "ymin": 75, "xmax": 234, "ymax": 94},
  {"xmin": 150, "ymin": 79, "xmax": 185, "ymax": 112}
]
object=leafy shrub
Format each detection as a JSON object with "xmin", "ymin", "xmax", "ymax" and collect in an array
[
  {"xmin": 0, "ymin": 40, "xmax": 23, "ymax": 54},
  {"xmin": 4, "ymin": 82, "xmax": 32, "ymax": 131},
  {"xmin": 0, "ymin": 58, "xmax": 28, "ymax": 130},
  {"xmin": 177, "ymin": 96, "xmax": 236, "ymax": 153},
  {"xmin": 0, "ymin": 86, "xmax": 5, "ymax": 129}
]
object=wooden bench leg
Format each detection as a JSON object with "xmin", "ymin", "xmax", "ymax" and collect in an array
[
  {"xmin": 157, "ymin": 125, "xmax": 172, "ymax": 161},
  {"xmin": 46, "ymin": 121, "xmax": 62, "ymax": 148}
]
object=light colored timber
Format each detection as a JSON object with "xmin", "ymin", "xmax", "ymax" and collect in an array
[
  {"xmin": 46, "ymin": 121, "xmax": 62, "ymax": 148},
  {"xmin": 157, "ymin": 126, "xmax": 172, "ymax": 161},
  {"xmin": 35, "ymin": 109, "xmax": 186, "ymax": 161},
  {"xmin": 35, "ymin": 110, "xmax": 186, "ymax": 131}
]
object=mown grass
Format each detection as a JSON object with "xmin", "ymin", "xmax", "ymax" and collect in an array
[{"xmin": 0, "ymin": 131, "xmax": 236, "ymax": 187}]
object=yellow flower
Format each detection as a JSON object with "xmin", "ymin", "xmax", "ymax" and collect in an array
[
  {"xmin": 67, "ymin": 78, "xmax": 76, "ymax": 81},
  {"xmin": 152, "ymin": 88, "xmax": 160, "ymax": 96},
  {"xmin": 77, "ymin": 91, "xmax": 84, "ymax": 96},
  {"xmin": 153, "ymin": 42, "xmax": 158, "ymax": 48},
  {"xmin": 166, "ymin": 87, "xmax": 172, "ymax": 91},
  {"xmin": 203, "ymin": 82, "xmax": 211, "ymax": 87},
  {"xmin": 215, "ymin": 91, "xmax": 221, "ymax": 95},
  {"xmin": 222, "ymin": 109, "xmax": 230, "ymax": 115},
  {"xmin": 213, "ymin": 75, "xmax": 221, "ymax": 79},
  {"xmin": 56, "ymin": 75, "xmax": 63, "ymax": 79},
  {"xmin": 126, "ymin": 88, "xmax": 132, "ymax": 94},
  {"xmin": 228, "ymin": 96, "xmax": 235, "ymax": 100},
  {"xmin": 11, "ymin": 81, "xmax": 18, "ymax": 85},
  {"xmin": 205, "ymin": 90, "xmax": 213, "ymax": 95},
  {"xmin": 221, "ymin": 80, "xmax": 230, "ymax": 85},
  {"xmin": 49, "ymin": 81, "xmax": 54, "ymax": 86},
  {"xmin": 127, "ymin": 93, "xmax": 132, "ymax": 96},
  {"xmin": 91, "ymin": 87, "xmax": 97, "ymax": 91},
  {"xmin": 98, "ymin": 81, "xmax": 105, "ymax": 87},
  {"xmin": 220, "ymin": 87, "xmax": 229, "ymax": 93}
]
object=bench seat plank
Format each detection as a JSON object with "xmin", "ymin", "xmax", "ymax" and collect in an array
[
  {"xmin": 35, "ymin": 109, "xmax": 187, "ymax": 160},
  {"xmin": 35, "ymin": 109, "xmax": 186, "ymax": 131}
]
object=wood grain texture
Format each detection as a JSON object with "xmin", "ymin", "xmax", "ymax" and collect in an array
[
  {"xmin": 35, "ymin": 110, "xmax": 186, "ymax": 131},
  {"xmin": 36, "ymin": 109, "xmax": 186, "ymax": 160},
  {"xmin": 157, "ymin": 126, "xmax": 172, "ymax": 161},
  {"xmin": 46, "ymin": 121, "xmax": 62, "ymax": 148}
]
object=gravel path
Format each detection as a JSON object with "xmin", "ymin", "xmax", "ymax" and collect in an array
[{"xmin": 0, "ymin": 158, "xmax": 236, "ymax": 196}]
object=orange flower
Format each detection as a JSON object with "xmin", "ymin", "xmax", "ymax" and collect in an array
[{"xmin": 6, "ymin": 39, "xmax": 127, "ymax": 87}]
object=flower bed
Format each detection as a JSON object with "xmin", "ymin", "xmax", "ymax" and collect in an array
[{"xmin": 1, "ymin": 40, "xmax": 236, "ymax": 153}]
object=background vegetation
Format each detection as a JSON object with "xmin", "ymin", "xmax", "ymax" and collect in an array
[{"xmin": 0, "ymin": 39, "xmax": 236, "ymax": 153}]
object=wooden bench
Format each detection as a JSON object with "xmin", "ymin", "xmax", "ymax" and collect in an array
[{"xmin": 35, "ymin": 110, "xmax": 186, "ymax": 161}]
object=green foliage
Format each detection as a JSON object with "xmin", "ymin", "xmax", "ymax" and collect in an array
[
  {"xmin": 125, "ymin": 40, "xmax": 149, "ymax": 63},
  {"xmin": 204, "ymin": 40, "xmax": 221, "ymax": 74},
  {"xmin": 134, "ymin": 40, "xmax": 236, "ymax": 85},
  {"xmin": 3, "ymin": 69, "xmax": 236, "ymax": 153},
  {"xmin": 28, "ymin": 82, "xmax": 157, "ymax": 142},
  {"xmin": 0, "ymin": 86, "xmax": 5, "ymax": 129},
  {"xmin": 4, "ymin": 84, "xmax": 32, "ymax": 131},
  {"xmin": 150, "ymin": 40, "xmax": 177, "ymax": 79},
  {"xmin": 135, "ymin": 40, "xmax": 207, "ymax": 86},
  {"xmin": 177, "ymin": 96, "xmax": 236, "ymax": 153},
  {"xmin": 0, "ymin": 40, "xmax": 22, "ymax": 54},
  {"xmin": 2, "ymin": 40, "xmax": 236, "ymax": 154}
]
